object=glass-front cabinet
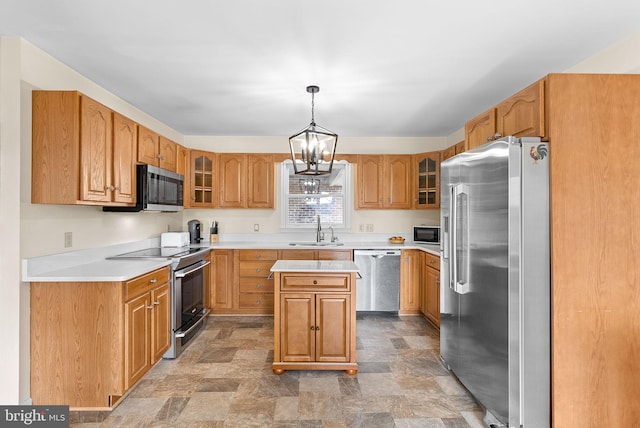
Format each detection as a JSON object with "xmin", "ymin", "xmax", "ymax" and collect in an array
[
  {"xmin": 189, "ymin": 150, "xmax": 216, "ymax": 208},
  {"xmin": 413, "ymin": 151, "xmax": 440, "ymax": 209}
]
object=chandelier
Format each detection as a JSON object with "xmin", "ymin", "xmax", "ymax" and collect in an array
[{"xmin": 289, "ymin": 85, "xmax": 338, "ymax": 175}]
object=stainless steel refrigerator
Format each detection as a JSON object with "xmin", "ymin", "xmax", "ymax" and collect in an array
[{"xmin": 440, "ymin": 136, "xmax": 550, "ymax": 427}]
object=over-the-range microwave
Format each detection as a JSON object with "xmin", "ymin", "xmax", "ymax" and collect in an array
[
  {"xmin": 103, "ymin": 164, "xmax": 184, "ymax": 212},
  {"xmin": 413, "ymin": 225, "xmax": 440, "ymax": 244}
]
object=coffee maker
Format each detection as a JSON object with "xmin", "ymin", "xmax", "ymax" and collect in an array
[{"xmin": 187, "ymin": 219, "xmax": 202, "ymax": 244}]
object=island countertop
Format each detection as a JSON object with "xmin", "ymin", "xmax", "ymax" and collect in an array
[{"xmin": 270, "ymin": 259, "xmax": 359, "ymax": 273}]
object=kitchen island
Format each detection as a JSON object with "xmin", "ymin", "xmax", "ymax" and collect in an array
[{"xmin": 271, "ymin": 260, "xmax": 359, "ymax": 375}]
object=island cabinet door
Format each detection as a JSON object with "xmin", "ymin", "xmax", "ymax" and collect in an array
[
  {"xmin": 280, "ymin": 294, "xmax": 315, "ymax": 362},
  {"xmin": 316, "ymin": 294, "xmax": 350, "ymax": 362}
]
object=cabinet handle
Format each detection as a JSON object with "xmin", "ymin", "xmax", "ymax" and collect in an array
[
  {"xmin": 313, "ymin": 280, "xmax": 318, "ymax": 285},
  {"xmin": 256, "ymin": 283, "xmax": 261, "ymax": 289},
  {"xmin": 256, "ymin": 300, "xmax": 261, "ymax": 305},
  {"xmin": 256, "ymin": 254, "xmax": 261, "ymax": 259},
  {"xmin": 150, "ymin": 278, "xmax": 157, "ymax": 283},
  {"xmin": 315, "ymin": 326, "xmax": 320, "ymax": 331},
  {"xmin": 156, "ymin": 153, "xmax": 162, "ymax": 159},
  {"xmin": 256, "ymin": 268, "xmax": 261, "ymax": 273},
  {"xmin": 105, "ymin": 185, "xmax": 115, "ymax": 191},
  {"xmin": 153, "ymin": 301, "xmax": 160, "ymax": 305},
  {"xmin": 115, "ymin": 186, "xmax": 121, "ymax": 191},
  {"xmin": 146, "ymin": 305, "xmax": 154, "ymax": 310},
  {"xmin": 310, "ymin": 326, "xmax": 314, "ymax": 330}
]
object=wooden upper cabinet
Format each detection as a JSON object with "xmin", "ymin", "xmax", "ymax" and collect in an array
[
  {"xmin": 496, "ymin": 78, "xmax": 547, "ymax": 140},
  {"xmin": 112, "ymin": 113, "xmax": 137, "ymax": 204},
  {"xmin": 189, "ymin": 150, "xmax": 217, "ymax": 208},
  {"xmin": 413, "ymin": 151, "xmax": 440, "ymax": 209},
  {"xmin": 137, "ymin": 126, "xmax": 178, "ymax": 172},
  {"xmin": 32, "ymin": 91, "xmax": 135, "ymax": 206},
  {"xmin": 441, "ymin": 140, "xmax": 465, "ymax": 161},
  {"xmin": 356, "ymin": 155, "xmax": 384, "ymax": 208},
  {"xmin": 356, "ymin": 155, "xmax": 411, "ymax": 209},
  {"xmin": 247, "ymin": 154, "xmax": 274, "ymax": 208},
  {"xmin": 218, "ymin": 153, "xmax": 275, "ymax": 209},
  {"xmin": 465, "ymin": 107, "xmax": 497, "ymax": 151},
  {"xmin": 176, "ymin": 144, "xmax": 190, "ymax": 207},
  {"xmin": 158, "ymin": 136, "xmax": 177, "ymax": 172},
  {"xmin": 137, "ymin": 125, "xmax": 160, "ymax": 165},
  {"xmin": 80, "ymin": 96, "xmax": 113, "ymax": 202}
]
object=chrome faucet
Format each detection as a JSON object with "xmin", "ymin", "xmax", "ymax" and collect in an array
[
  {"xmin": 316, "ymin": 215, "xmax": 324, "ymax": 242},
  {"xmin": 329, "ymin": 226, "xmax": 338, "ymax": 243}
]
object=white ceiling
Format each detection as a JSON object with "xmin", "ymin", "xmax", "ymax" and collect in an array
[{"xmin": 1, "ymin": 0, "xmax": 639, "ymax": 138}]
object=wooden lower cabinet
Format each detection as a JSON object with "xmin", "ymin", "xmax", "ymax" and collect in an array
[
  {"xmin": 273, "ymin": 272, "xmax": 357, "ymax": 374},
  {"xmin": 421, "ymin": 252, "xmax": 440, "ymax": 328},
  {"xmin": 30, "ymin": 267, "xmax": 171, "ymax": 409},
  {"xmin": 209, "ymin": 249, "xmax": 235, "ymax": 310},
  {"xmin": 400, "ymin": 249, "xmax": 421, "ymax": 315}
]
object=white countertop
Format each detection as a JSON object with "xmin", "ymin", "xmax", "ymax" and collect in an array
[
  {"xmin": 271, "ymin": 260, "xmax": 359, "ymax": 273},
  {"xmin": 22, "ymin": 236, "xmax": 440, "ymax": 283}
]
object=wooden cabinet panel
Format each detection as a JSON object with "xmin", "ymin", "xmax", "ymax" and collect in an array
[
  {"xmin": 239, "ymin": 292, "xmax": 274, "ymax": 310},
  {"xmin": 424, "ymin": 267, "xmax": 440, "ymax": 328},
  {"xmin": 210, "ymin": 250, "xmax": 234, "ymax": 309},
  {"xmin": 496, "ymin": 78, "xmax": 546, "ymax": 140},
  {"xmin": 279, "ymin": 249, "xmax": 317, "ymax": 260},
  {"xmin": 400, "ymin": 249, "xmax": 421, "ymax": 314},
  {"xmin": 385, "ymin": 155, "xmax": 412, "ymax": 209},
  {"xmin": 316, "ymin": 294, "xmax": 350, "ymax": 362},
  {"xmin": 158, "ymin": 136, "xmax": 177, "ymax": 172},
  {"xmin": 137, "ymin": 125, "xmax": 160, "ymax": 166},
  {"xmin": 125, "ymin": 292, "xmax": 151, "ymax": 389},
  {"xmin": 356, "ymin": 155, "xmax": 384, "ymax": 208},
  {"xmin": 189, "ymin": 150, "xmax": 216, "ymax": 208},
  {"xmin": 280, "ymin": 294, "xmax": 315, "ymax": 362},
  {"xmin": 441, "ymin": 140, "xmax": 465, "ymax": 161},
  {"xmin": 465, "ymin": 107, "xmax": 496, "ymax": 150},
  {"xmin": 218, "ymin": 153, "xmax": 245, "ymax": 208},
  {"xmin": 413, "ymin": 151, "xmax": 440, "ymax": 209},
  {"xmin": 248, "ymin": 154, "xmax": 274, "ymax": 208},
  {"xmin": 240, "ymin": 249, "xmax": 279, "ymax": 261},
  {"xmin": 151, "ymin": 282, "xmax": 171, "ymax": 363},
  {"xmin": 281, "ymin": 273, "xmax": 350, "ymax": 291},
  {"xmin": 112, "ymin": 112, "xmax": 137, "ymax": 204},
  {"xmin": 317, "ymin": 250, "xmax": 352, "ymax": 261},
  {"xmin": 80, "ymin": 96, "xmax": 113, "ymax": 202}
]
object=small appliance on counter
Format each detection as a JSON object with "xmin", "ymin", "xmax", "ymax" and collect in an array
[
  {"xmin": 413, "ymin": 225, "xmax": 440, "ymax": 244},
  {"xmin": 188, "ymin": 219, "xmax": 202, "ymax": 244},
  {"xmin": 161, "ymin": 232, "xmax": 190, "ymax": 248},
  {"xmin": 210, "ymin": 221, "xmax": 219, "ymax": 243}
]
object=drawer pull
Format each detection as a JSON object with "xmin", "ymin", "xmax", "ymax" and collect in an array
[
  {"xmin": 256, "ymin": 300, "xmax": 261, "ymax": 305},
  {"xmin": 310, "ymin": 326, "xmax": 314, "ymax": 331},
  {"xmin": 256, "ymin": 254, "xmax": 261, "ymax": 259},
  {"xmin": 315, "ymin": 326, "xmax": 319, "ymax": 331},
  {"xmin": 313, "ymin": 280, "xmax": 318, "ymax": 285},
  {"xmin": 153, "ymin": 301, "xmax": 160, "ymax": 305},
  {"xmin": 256, "ymin": 283, "xmax": 261, "ymax": 289},
  {"xmin": 150, "ymin": 278, "xmax": 157, "ymax": 283},
  {"xmin": 256, "ymin": 268, "xmax": 261, "ymax": 273},
  {"xmin": 146, "ymin": 305, "xmax": 154, "ymax": 310}
]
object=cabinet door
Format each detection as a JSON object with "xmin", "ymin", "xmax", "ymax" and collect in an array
[
  {"xmin": 496, "ymin": 78, "xmax": 546, "ymax": 140},
  {"xmin": 158, "ymin": 136, "xmax": 177, "ymax": 172},
  {"xmin": 80, "ymin": 95, "xmax": 113, "ymax": 202},
  {"xmin": 176, "ymin": 144, "xmax": 190, "ymax": 207},
  {"xmin": 151, "ymin": 282, "xmax": 171, "ymax": 364},
  {"xmin": 413, "ymin": 152, "xmax": 440, "ymax": 209},
  {"xmin": 317, "ymin": 250, "xmax": 353, "ymax": 261},
  {"xmin": 400, "ymin": 249, "xmax": 421, "ymax": 314},
  {"xmin": 356, "ymin": 155, "xmax": 383, "ymax": 208},
  {"xmin": 125, "ymin": 293, "xmax": 151, "ymax": 389},
  {"xmin": 316, "ymin": 294, "xmax": 350, "ymax": 362},
  {"xmin": 210, "ymin": 250, "xmax": 234, "ymax": 309},
  {"xmin": 137, "ymin": 125, "xmax": 160, "ymax": 166},
  {"xmin": 465, "ymin": 108, "xmax": 497, "ymax": 151},
  {"xmin": 247, "ymin": 154, "xmax": 274, "ymax": 208},
  {"xmin": 385, "ymin": 155, "xmax": 412, "ymax": 209},
  {"xmin": 112, "ymin": 112, "xmax": 137, "ymax": 204},
  {"xmin": 189, "ymin": 150, "xmax": 216, "ymax": 208},
  {"xmin": 425, "ymin": 267, "xmax": 440, "ymax": 328},
  {"xmin": 280, "ymin": 294, "xmax": 315, "ymax": 362},
  {"xmin": 218, "ymin": 153, "xmax": 246, "ymax": 208}
]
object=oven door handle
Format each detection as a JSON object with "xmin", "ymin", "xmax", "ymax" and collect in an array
[{"xmin": 174, "ymin": 260, "xmax": 210, "ymax": 278}]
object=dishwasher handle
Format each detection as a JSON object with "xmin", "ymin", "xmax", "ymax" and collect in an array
[{"xmin": 354, "ymin": 249, "xmax": 401, "ymax": 257}]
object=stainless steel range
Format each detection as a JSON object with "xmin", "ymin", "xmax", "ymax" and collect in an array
[{"xmin": 108, "ymin": 246, "xmax": 210, "ymax": 359}]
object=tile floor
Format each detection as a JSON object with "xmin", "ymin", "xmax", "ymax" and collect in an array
[{"xmin": 71, "ymin": 313, "xmax": 485, "ymax": 427}]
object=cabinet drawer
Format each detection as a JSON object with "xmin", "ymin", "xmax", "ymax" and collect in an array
[
  {"xmin": 424, "ymin": 253, "xmax": 440, "ymax": 271},
  {"xmin": 239, "ymin": 261, "xmax": 275, "ymax": 277},
  {"xmin": 239, "ymin": 249, "xmax": 278, "ymax": 261},
  {"xmin": 239, "ymin": 292, "xmax": 274, "ymax": 310},
  {"xmin": 239, "ymin": 277, "xmax": 275, "ymax": 293},
  {"xmin": 281, "ymin": 274, "xmax": 350, "ymax": 291},
  {"xmin": 125, "ymin": 267, "xmax": 170, "ymax": 301}
]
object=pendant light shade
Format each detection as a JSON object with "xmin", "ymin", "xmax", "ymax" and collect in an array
[{"xmin": 289, "ymin": 85, "xmax": 338, "ymax": 175}]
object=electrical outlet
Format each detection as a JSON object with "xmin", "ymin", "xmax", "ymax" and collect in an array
[
  {"xmin": 253, "ymin": 223, "xmax": 260, "ymax": 232},
  {"xmin": 64, "ymin": 232, "xmax": 72, "ymax": 248},
  {"xmin": 366, "ymin": 224, "xmax": 374, "ymax": 232},
  {"xmin": 359, "ymin": 224, "xmax": 364, "ymax": 232}
]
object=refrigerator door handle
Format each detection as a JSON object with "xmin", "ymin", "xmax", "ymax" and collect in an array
[{"xmin": 451, "ymin": 184, "xmax": 470, "ymax": 294}]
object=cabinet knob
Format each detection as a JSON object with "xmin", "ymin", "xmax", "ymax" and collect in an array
[
  {"xmin": 256, "ymin": 254, "xmax": 261, "ymax": 259},
  {"xmin": 153, "ymin": 301, "xmax": 160, "ymax": 305},
  {"xmin": 313, "ymin": 280, "xmax": 318, "ymax": 285},
  {"xmin": 315, "ymin": 326, "xmax": 320, "ymax": 331},
  {"xmin": 256, "ymin": 300, "xmax": 261, "ymax": 305},
  {"xmin": 150, "ymin": 278, "xmax": 157, "ymax": 283},
  {"xmin": 256, "ymin": 283, "xmax": 261, "ymax": 289},
  {"xmin": 105, "ymin": 185, "xmax": 115, "ymax": 191},
  {"xmin": 256, "ymin": 268, "xmax": 261, "ymax": 273},
  {"xmin": 310, "ymin": 326, "xmax": 314, "ymax": 331},
  {"xmin": 146, "ymin": 305, "xmax": 154, "ymax": 310}
]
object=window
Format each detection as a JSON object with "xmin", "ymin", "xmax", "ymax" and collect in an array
[{"xmin": 280, "ymin": 161, "xmax": 351, "ymax": 229}]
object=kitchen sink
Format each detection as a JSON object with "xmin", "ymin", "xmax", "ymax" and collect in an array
[{"xmin": 288, "ymin": 242, "xmax": 345, "ymax": 247}]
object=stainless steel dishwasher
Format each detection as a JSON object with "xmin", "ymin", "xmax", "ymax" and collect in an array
[{"xmin": 354, "ymin": 249, "xmax": 401, "ymax": 311}]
